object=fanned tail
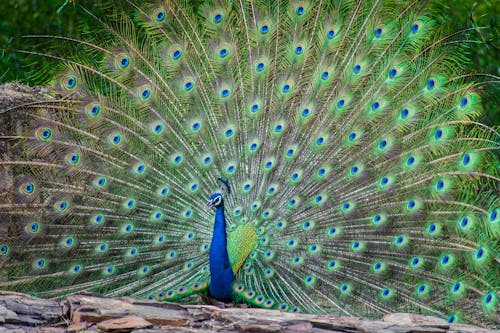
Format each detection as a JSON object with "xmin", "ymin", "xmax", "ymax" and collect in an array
[{"xmin": 0, "ymin": 0, "xmax": 498, "ymax": 327}]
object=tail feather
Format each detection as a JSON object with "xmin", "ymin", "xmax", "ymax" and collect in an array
[{"xmin": 0, "ymin": 0, "xmax": 498, "ymax": 327}]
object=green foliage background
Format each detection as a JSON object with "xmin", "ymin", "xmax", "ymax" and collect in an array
[{"xmin": 0, "ymin": 0, "xmax": 498, "ymax": 125}]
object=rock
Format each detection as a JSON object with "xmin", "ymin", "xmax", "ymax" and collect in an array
[
  {"xmin": 0, "ymin": 304, "xmax": 19, "ymax": 323},
  {"xmin": 68, "ymin": 294, "xmax": 189, "ymax": 326},
  {"xmin": 131, "ymin": 328, "xmax": 218, "ymax": 333},
  {"xmin": 382, "ymin": 313, "xmax": 449, "ymax": 327},
  {"xmin": 0, "ymin": 291, "xmax": 63, "ymax": 327},
  {"xmin": 285, "ymin": 321, "xmax": 314, "ymax": 332},
  {"xmin": 448, "ymin": 325, "xmax": 500, "ymax": 333},
  {"xmin": 0, "ymin": 83, "xmax": 50, "ymax": 111},
  {"xmin": 36, "ymin": 328, "xmax": 67, "ymax": 333},
  {"xmin": 97, "ymin": 316, "xmax": 153, "ymax": 332},
  {"xmin": 66, "ymin": 321, "xmax": 90, "ymax": 332},
  {"xmin": 0, "ymin": 291, "xmax": 498, "ymax": 333},
  {"xmin": 0, "ymin": 327, "xmax": 26, "ymax": 333}
]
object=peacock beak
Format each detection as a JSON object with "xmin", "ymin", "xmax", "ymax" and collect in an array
[{"xmin": 205, "ymin": 200, "xmax": 214, "ymax": 210}]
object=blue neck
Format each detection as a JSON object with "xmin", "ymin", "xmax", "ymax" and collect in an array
[{"xmin": 208, "ymin": 205, "xmax": 234, "ymax": 301}]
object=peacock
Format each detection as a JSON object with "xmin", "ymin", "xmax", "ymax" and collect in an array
[{"xmin": 0, "ymin": 0, "xmax": 499, "ymax": 328}]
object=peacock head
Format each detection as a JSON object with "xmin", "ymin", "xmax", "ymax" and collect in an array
[
  {"xmin": 206, "ymin": 192, "xmax": 224, "ymax": 209},
  {"xmin": 206, "ymin": 178, "xmax": 231, "ymax": 209}
]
